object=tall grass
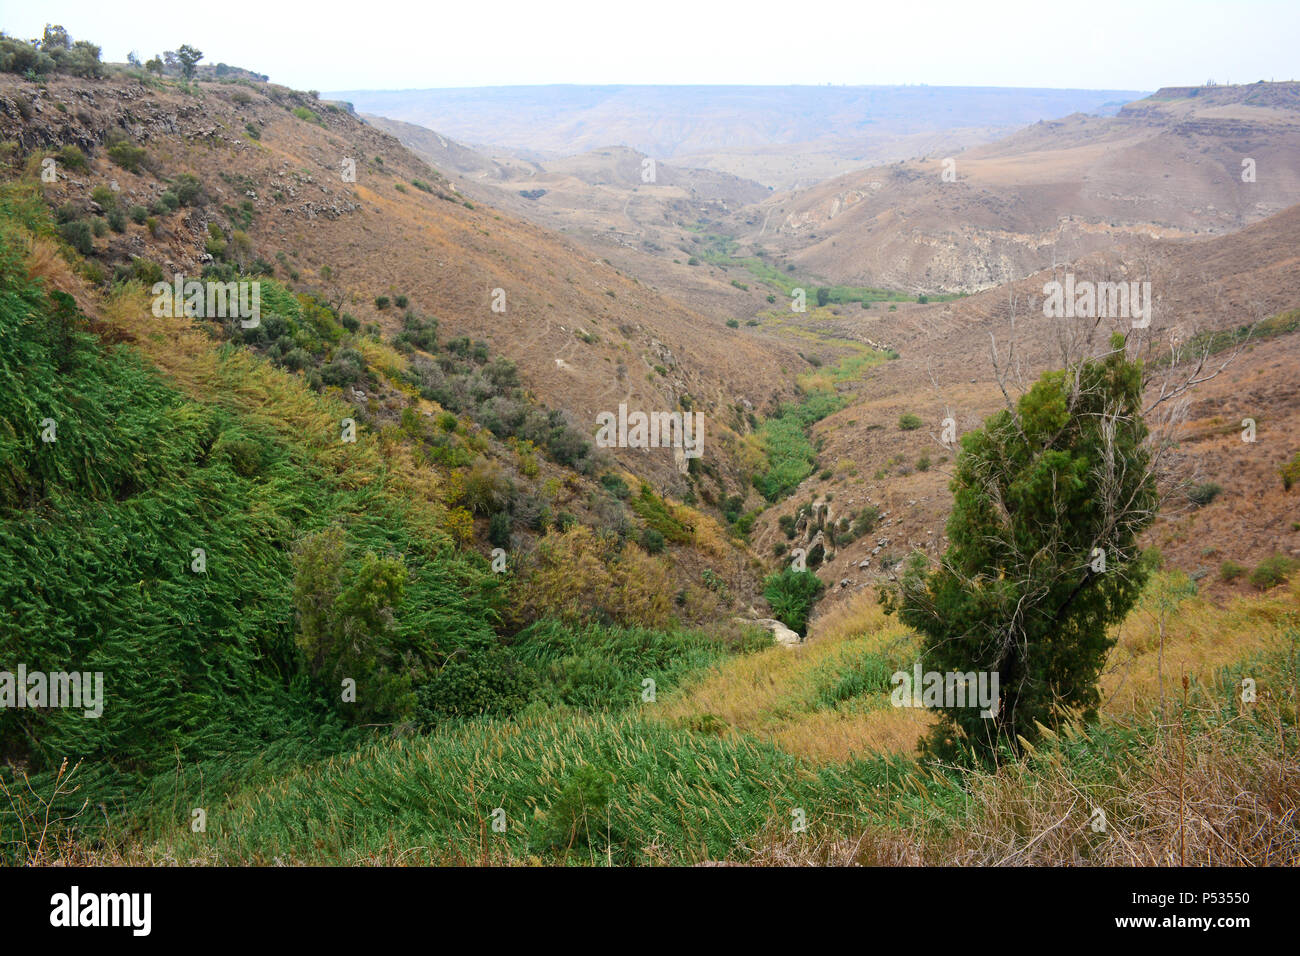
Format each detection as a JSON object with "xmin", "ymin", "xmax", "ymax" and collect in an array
[{"xmin": 0, "ymin": 198, "xmax": 499, "ymax": 841}]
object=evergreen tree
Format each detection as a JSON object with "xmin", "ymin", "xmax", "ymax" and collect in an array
[{"xmin": 884, "ymin": 334, "xmax": 1158, "ymax": 762}]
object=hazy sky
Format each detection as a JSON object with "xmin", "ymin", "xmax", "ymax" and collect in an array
[{"xmin": 5, "ymin": 0, "xmax": 1296, "ymax": 92}]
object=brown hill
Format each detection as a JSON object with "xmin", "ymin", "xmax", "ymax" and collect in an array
[
  {"xmin": 0, "ymin": 72, "xmax": 805, "ymax": 499},
  {"xmin": 366, "ymin": 114, "xmax": 779, "ymax": 322},
  {"xmin": 738, "ymin": 82, "xmax": 1300, "ymax": 295},
  {"xmin": 761, "ymin": 202, "xmax": 1300, "ymax": 618}
]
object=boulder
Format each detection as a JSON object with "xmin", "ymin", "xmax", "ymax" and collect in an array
[{"xmin": 740, "ymin": 617, "xmax": 803, "ymax": 647}]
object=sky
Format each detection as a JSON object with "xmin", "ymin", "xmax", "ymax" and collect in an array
[{"xmin": 5, "ymin": 0, "xmax": 1297, "ymax": 92}]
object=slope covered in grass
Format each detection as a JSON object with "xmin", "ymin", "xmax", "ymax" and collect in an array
[{"xmin": 0, "ymin": 186, "xmax": 499, "ymax": 790}]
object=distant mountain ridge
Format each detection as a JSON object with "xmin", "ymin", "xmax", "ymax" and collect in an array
[{"xmin": 326, "ymin": 84, "xmax": 1147, "ymax": 185}]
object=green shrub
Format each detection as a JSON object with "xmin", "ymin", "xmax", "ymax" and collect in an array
[
  {"xmin": 174, "ymin": 174, "xmax": 205, "ymax": 207},
  {"xmin": 461, "ymin": 457, "xmax": 512, "ymax": 516},
  {"xmin": 1249, "ymin": 555, "xmax": 1296, "ymax": 591},
  {"xmin": 107, "ymin": 141, "xmax": 147, "ymax": 172},
  {"xmin": 762, "ymin": 568, "xmax": 824, "ymax": 636},
  {"xmin": 1280, "ymin": 452, "xmax": 1300, "ymax": 491},
  {"xmin": 851, "ymin": 506, "xmax": 880, "ymax": 539},
  {"xmin": 639, "ymin": 527, "xmax": 665, "ymax": 554},
  {"xmin": 1188, "ymin": 482, "xmax": 1222, "ymax": 506},
  {"xmin": 57, "ymin": 144, "xmax": 87, "ymax": 170},
  {"xmin": 898, "ymin": 413, "xmax": 923, "ymax": 431},
  {"xmin": 629, "ymin": 483, "xmax": 692, "ymax": 543},
  {"xmin": 1220, "ymin": 560, "xmax": 1247, "ymax": 583},
  {"xmin": 599, "ymin": 474, "xmax": 631, "ymax": 499},
  {"xmin": 90, "ymin": 184, "xmax": 117, "ymax": 209},
  {"xmin": 58, "ymin": 219, "xmax": 93, "ymax": 255},
  {"xmin": 291, "ymin": 528, "xmax": 411, "ymax": 722},
  {"xmin": 319, "ymin": 349, "xmax": 366, "ymax": 387},
  {"xmin": 415, "ymin": 646, "xmax": 534, "ymax": 721},
  {"xmin": 543, "ymin": 763, "xmax": 612, "ymax": 850},
  {"xmin": 488, "ymin": 511, "xmax": 511, "ymax": 548}
]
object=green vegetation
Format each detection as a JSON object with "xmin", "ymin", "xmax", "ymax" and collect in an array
[
  {"xmin": 885, "ymin": 335, "xmax": 1157, "ymax": 762},
  {"xmin": 513, "ymin": 620, "xmax": 767, "ymax": 711},
  {"xmin": 107, "ymin": 141, "xmax": 147, "ymax": 173},
  {"xmin": 1157, "ymin": 308, "xmax": 1300, "ymax": 366},
  {"xmin": 0, "ymin": 25, "xmax": 103, "ymax": 78},
  {"xmin": 1281, "ymin": 451, "xmax": 1300, "ymax": 491},
  {"xmin": 751, "ymin": 389, "xmax": 841, "ymax": 501},
  {"xmin": 628, "ymin": 483, "xmax": 694, "ymax": 543},
  {"xmin": 763, "ymin": 568, "xmax": 825, "ymax": 636},
  {"xmin": 686, "ymin": 229, "xmax": 927, "ymax": 304},
  {"xmin": 0, "ymin": 197, "xmax": 500, "ymax": 791},
  {"xmin": 395, "ymin": 314, "xmax": 599, "ymax": 473},
  {"xmin": 1220, "ymin": 560, "xmax": 1247, "ymax": 583},
  {"xmin": 1249, "ymin": 555, "xmax": 1296, "ymax": 591}
]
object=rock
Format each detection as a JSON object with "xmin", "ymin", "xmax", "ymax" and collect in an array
[{"xmin": 743, "ymin": 617, "xmax": 803, "ymax": 647}]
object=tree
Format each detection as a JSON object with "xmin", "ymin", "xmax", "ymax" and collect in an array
[
  {"xmin": 291, "ymin": 528, "xmax": 411, "ymax": 722},
  {"xmin": 39, "ymin": 24, "xmax": 70, "ymax": 52},
  {"xmin": 63, "ymin": 40, "xmax": 102, "ymax": 78},
  {"xmin": 884, "ymin": 334, "xmax": 1158, "ymax": 763},
  {"xmin": 816, "ymin": 287, "xmax": 831, "ymax": 307},
  {"xmin": 176, "ymin": 44, "xmax": 203, "ymax": 80},
  {"xmin": 145, "ymin": 56, "xmax": 163, "ymax": 75}
]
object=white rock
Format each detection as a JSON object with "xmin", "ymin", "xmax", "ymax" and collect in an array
[{"xmin": 744, "ymin": 617, "xmax": 803, "ymax": 647}]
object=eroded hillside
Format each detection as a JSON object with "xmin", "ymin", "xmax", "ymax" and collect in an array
[{"xmin": 738, "ymin": 82, "xmax": 1300, "ymax": 294}]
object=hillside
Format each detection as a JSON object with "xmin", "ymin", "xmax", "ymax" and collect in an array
[
  {"xmin": 739, "ymin": 82, "xmax": 1300, "ymax": 294},
  {"xmin": 1, "ymin": 32, "xmax": 1296, "ymax": 873},
  {"xmin": 760, "ymin": 202, "xmax": 1300, "ymax": 622},
  {"xmin": 367, "ymin": 114, "xmax": 792, "ymax": 322},
  {"xmin": 0, "ymin": 71, "xmax": 809, "ymax": 503}
]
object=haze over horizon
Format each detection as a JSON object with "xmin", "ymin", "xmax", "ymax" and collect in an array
[{"xmin": 4, "ymin": 0, "xmax": 1297, "ymax": 92}]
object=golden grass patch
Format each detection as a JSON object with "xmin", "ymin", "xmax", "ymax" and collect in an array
[
  {"xmin": 1102, "ymin": 572, "xmax": 1300, "ymax": 716},
  {"xmin": 655, "ymin": 588, "xmax": 926, "ymax": 762}
]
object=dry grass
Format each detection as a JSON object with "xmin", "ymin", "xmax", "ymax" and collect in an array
[
  {"xmin": 745, "ymin": 680, "xmax": 1300, "ymax": 866},
  {"xmin": 656, "ymin": 590, "xmax": 930, "ymax": 761},
  {"xmin": 658, "ymin": 574, "xmax": 1299, "ymax": 767},
  {"xmin": 1102, "ymin": 573, "xmax": 1300, "ymax": 717},
  {"xmin": 24, "ymin": 235, "xmax": 99, "ymax": 319}
]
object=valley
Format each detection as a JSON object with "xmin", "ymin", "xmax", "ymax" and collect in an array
[{"xmin": 0, "ymin": 17, "xmax": 1296, "ymax": 873}]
